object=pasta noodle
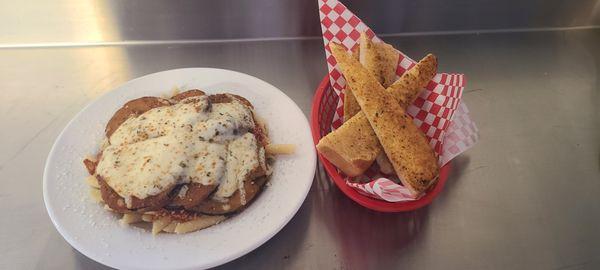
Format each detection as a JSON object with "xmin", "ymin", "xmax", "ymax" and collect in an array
[
  {"xmin": 265, "ymin": 144, "xmax": 295, "ymax": 155},
  {"xmin": 120, "ymin": 213, "xmax": 143, "ymax": 224},
  {"xmin": 89, "ymin": 189, "xmax": 103, "ymax": 203},
  {"xmin": 162, "ymin": 222, "xmax": 178, "ymax": 233},
  {"xmin": 174, "ymin": 215, "xmax": 226, "ymax": 234},
  {"xmin": 141, "ymin": 214, "xmax": 153, "ymax": 222},
  {"xmin": 152, "ymin": 217, "xmax": 172, "ymax": 235},
  {"xmin": 86, "ymin": 175, "xmax": 100, "ymax": 188}
]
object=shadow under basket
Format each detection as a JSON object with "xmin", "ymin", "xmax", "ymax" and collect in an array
[{"xmin": 310, "ymin": 76, "xmax": 451, "ymax": 212}]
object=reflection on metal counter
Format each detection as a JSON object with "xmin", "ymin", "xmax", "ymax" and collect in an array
[{"xmin": 0, "ymin": 0, "xmax": 598, "ymax": 44}]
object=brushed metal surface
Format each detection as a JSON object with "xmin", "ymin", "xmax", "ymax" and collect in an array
[
  {"xmin": 345, "ymin": 0, "xmax": 600, "ymax": 33},
  {"xmin": 1, "ymin": 0, "xmax": 599, "ymax": 44},
  {"xmin": 0, "ymin": 29, "xmax": 598, "ymax": 269}
]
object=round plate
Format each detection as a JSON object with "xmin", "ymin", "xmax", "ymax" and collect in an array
[{"xmin": 43, "ymin": 68, "xmax": 316, "ymax": 270}]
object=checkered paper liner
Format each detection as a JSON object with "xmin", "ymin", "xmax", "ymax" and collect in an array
[{"xmin": 318, "ymin": 0, "xmax": 479, "ymax": 202}]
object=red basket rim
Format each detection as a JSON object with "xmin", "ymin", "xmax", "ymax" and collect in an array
[{"xmin": 310, "ymin": 75, "xmax": 450, "ymax": 212}]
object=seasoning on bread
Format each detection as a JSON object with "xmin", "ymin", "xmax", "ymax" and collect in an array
[
  {"xmin": 387, "ymin": 53, "xmax": 437, "ymax": 108},
  {"xmin": 359, "ymin": 32, "xmax": 399, "ymax": 88},
  {"xmin": 316, "ymin": 112, "xmax": 380, "ymax": 177},
  {"xmin": 358, "ymin": 32, "xmax": 400, "ymax": 172},
  {"xmin": 343, "ymin": 47, "xmax": 362, "ymax": 121},
  {"xmin": 329, "ymin": 42, "xmax": 439, "ymax": 196},
  {"xmin": 358, "ymin": 32, "xmax": 438, "ymax": 108},
  {"xmin": 319, "ymin": 37, "xmax": 437, "ymax": 178}
]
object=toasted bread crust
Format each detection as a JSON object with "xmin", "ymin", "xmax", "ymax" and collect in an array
[
  {"xmin": 373, "ymin": 42, "xmax": 400, "ymax": 88},
  {"xmin": 318, "ymin": 47, "xmax": 438, "ymax": 180},
  {"xmin": 316, "ymin": 112, "xmax": 379, "ymax": 176},
  {"xmin": 343, "ymin": 48, "xmax": 362, "ymax": 121},
  {"xmin": 358, "ymin": 33, "xmax": 400, "ymax": 172},
  {"xmin": 331, "ymin": 43, "xmax": 438, "ymax": 195},
  {"xmin": 359, "ymin": 32, "xmax": 399, "ymax": 88},
  {"xmin": 343, "ymin": 89, "xmax": 361, "ymax": 121},
  {"xmin": 388, "ymin": 53, "xmax": 437, "ymax": 108}
]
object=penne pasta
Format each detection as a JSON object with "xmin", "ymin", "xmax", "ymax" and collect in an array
[
  {"xmin": 89, "ymin": 189, "xmax": 103, "ymax": 203},
  {"xmin": 86, "ymin": 175, "xmax": 100, "ymax": 188},
  {"xmin": 162, "ymin": 222, "xmax": 178, "ymax": 233},
  {"xmin": 141, "ymin": 214, "xmax": 154, "ymax": 222},
  {"xmin": 174, "ymin": 215, "xmax": 226, "ymax": 234},
  {"xmin": 152, "ymin": 217, "xmax": 172, "ymax": 235},
  {"xmin": 120, "ymin": 213, "xmax": 143, "ymax": 224},
  {"xmin": 265, "ymin": 144, "xmax": 295, "ymax": 155}
]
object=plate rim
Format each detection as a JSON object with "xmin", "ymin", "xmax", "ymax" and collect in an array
[{"xmin": 43, "ymin": 67, "xmax": 316, "ymax": 270}]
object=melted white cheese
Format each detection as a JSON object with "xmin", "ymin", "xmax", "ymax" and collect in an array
[
  {"xmin": 196, "ymin": 102, "xmax": 255, "ymax": 143},
  {"xmin": 97, "ymin": 135, "xmax": 187, "ymax": 199},
  {"xmin": 213, "ymin": 133, "xmax": 260, "ymax": 200},
  {"xmin": 96, "ymin": 95, "xmax": 260, "ymax": 201},
  {"xmin": 110, "ymin": 96, "xmax": 210, "ymax": 146}
]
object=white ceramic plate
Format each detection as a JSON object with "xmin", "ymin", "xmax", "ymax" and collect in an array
[{"xmin": 43, "ymin": 68, "xmax": 316, "ymax": 270}]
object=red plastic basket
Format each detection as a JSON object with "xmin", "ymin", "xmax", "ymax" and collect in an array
[{"xmin": 310, "ymin": 75, "xmax": 451, "ymax": 212}]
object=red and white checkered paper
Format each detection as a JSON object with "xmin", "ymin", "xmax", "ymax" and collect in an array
[{"xmin": 319, "ymin": 0, "xmax": 479, "ymax": 202}]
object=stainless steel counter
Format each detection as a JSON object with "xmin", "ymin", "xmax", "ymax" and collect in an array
[
  {"xmin": 1, "ymin": 29, "xmax": 599, "ymax": 269},
  {"xmin": 2, "ymin": 0, "xmax": 598, "ymax": 44}
]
